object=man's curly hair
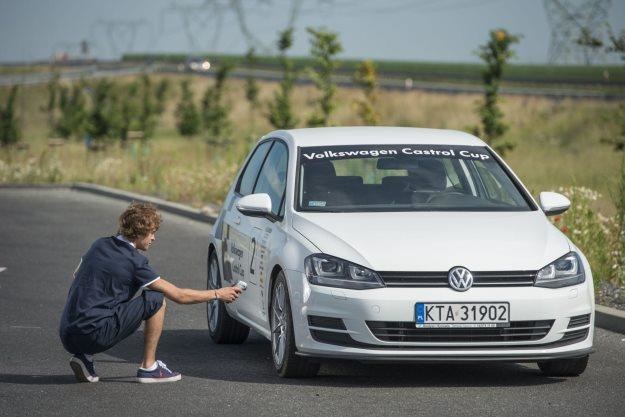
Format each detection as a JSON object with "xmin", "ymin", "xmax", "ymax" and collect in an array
[{"xmin": 118, "ymin": 202, "xmax": 162, "ymax": 240}]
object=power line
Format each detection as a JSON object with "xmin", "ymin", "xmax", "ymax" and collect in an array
[
  {"xmin": 88, "ymin": 18, "xmax": 153, "ymax": 57},
  {"xmin": 543, "ymin": 0, "xmax": 611, "ymax": 64}
]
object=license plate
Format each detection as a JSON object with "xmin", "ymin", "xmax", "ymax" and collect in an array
[{"xmin": 415, "ymin": 302, "xmax": 510, "ymax": 328}]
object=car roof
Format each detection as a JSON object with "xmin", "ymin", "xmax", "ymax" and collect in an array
[{"xmin": 263, "ymin": 126, "xmax": 487, "ymax": 148}]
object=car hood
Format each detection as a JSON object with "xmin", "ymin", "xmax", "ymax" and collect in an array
[{"xmin": 291, "ymin": 211, "xmax": 570, "ymax": 271}]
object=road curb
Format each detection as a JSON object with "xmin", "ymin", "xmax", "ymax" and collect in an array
[
  {"xmin": 2, "ymin": 182, "xmax": 625, "ymax": 334},
  {"xmin": 0, "ymin": 182, "xmax": 216, "ymax": 223},
  {"xmin": 595, "ymin": 305, "xmax": 625, "ymax": 335},
  {"xmin": 71, "ymin": 182, "xmax": 217, "ymax": 224}
]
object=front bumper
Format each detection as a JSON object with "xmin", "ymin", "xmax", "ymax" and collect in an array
[{"xmin": 286, "ymin": 269, "xmax": 594, "ymax": 362}]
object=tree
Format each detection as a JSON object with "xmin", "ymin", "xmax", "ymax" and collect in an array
[
  {"xmin": 353, "ymin": 60, "xmax": 380, "ymax": 125},
  {"xmin": 244, "ymin": 47, "xmax": 260, "ymax": 109},
  {"xmin": 201, "ymin": 63, "xmax": 233, "ymax": 144},
  {"xmin": 267, "ymin": 28, "xmax": 298, "ymax": 129},
  {"xmin": 155, "ymin": 78, "xmax": 170, "ymax": 115},
  {"xmin": 475, "ymin": 28, "xmax": 520, "ymax": 156},
  {"xmin": 55, "ymin": 82, "xmax": 87, "ymax": 139},
  {"xmin": 575, "ymin": 27, "xmax": 604, "ymax": 65},
  {"xmin": 86, "ymin": 79, "xmax": 122, "ymax": 144},
  {"xmin": 607, "ymin": 29, "xmax": 625, "ymax": 59},
  {"xmin": 0, "ymin": 85, "xmax": 21, "ymax": 147},
  {"xmin": 138, "ymin": 74, "xmax": 157, "ymax": 139},
  {"xmin": 120, "ymin": 80, "xmax": 140, "ymax": 143},
  {"xmin": 306, "ymin": 27, "xmax": 342, "ymax": 127},
  {"xmin": 44, "ymin": 72, "xmax": 61, "ymax": 133},
  {"xmin": 175, "ymin": 79, "xmax": 200, "ymax": 138}
]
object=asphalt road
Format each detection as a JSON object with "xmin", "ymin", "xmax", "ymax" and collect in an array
[
  {"xmin": 0, "ymin": 187, "xmax": 624, "ymax": 417},
  {"xmin": 2, "ymin": 63, "xmax": 623, "ymax": 101}
]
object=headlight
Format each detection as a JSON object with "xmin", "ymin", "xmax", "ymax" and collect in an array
[
  {"xmin": 304, "ymin": 254, "xmax": 384, "ymax": 290},
  {"xmin": 535, "ymin": 252, "xmax": 585, "ymax": 288}
]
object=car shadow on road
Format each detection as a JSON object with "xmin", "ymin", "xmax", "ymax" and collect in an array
[
  {"xmin": 0, "ymin": 374, "xmax": 76, "ymax": 385},
  {"xmin": 103, "ymin": 329, "xmax": 566, "ymax": 388}
]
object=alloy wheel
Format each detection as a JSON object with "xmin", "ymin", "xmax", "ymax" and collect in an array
[
  {"xmin": 271, "ymin": 281, "xmax": 287, "ymax": 367},
  {"xmin": 208, "ymin": 255, "xmax": 220, "ymax": 332}
]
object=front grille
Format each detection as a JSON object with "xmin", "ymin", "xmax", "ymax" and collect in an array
[
  {"xmin": 308, "ymin": 315, "xmax": 346, "ymax": 330},
  {"xmin": 378, "ymin": 271, "xmax": 537, "ymax": 288},
  {"xmin": 568, "ymin": 314, "xmax": 591, "ymax": 328},
  {"xmin": 366, "ymin": 320, "xmax": 554, "ymax": 343}
]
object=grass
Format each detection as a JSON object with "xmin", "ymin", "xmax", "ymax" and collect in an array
[{"xmin": 0, "ymin": 73, "xmax": 622, "ymax": 214}]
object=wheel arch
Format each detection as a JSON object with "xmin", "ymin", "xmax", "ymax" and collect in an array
[
  {"xmin": 267, "ymin": 263, "xmax": 286, "ymax": 312},
  {"xmin": 208, "ymin": 242, "xmax": 217, "ymax": 260},
  {"xmin": 207, "ymin": 243, "xmax": 217, "ymax": 283}
]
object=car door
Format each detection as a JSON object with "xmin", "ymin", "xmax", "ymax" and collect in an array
[
  {"xmin": 222, "ymin": 140, "xmax": 273, "ymax": 315},
  {"xmin": 236, "ymin": 140, "xmax": 289, "ymax": 326}
]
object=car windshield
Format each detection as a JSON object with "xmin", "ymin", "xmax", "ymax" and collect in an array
[{"xmin": 297, "ymin": 144, "xmax": 533, "ymax": 212}]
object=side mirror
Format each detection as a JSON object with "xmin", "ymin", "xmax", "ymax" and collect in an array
[
  {"xmin": 236, "ymin": 193, "xmax": 272, "ymax": 217},
  {"xmin": 539, "ymin": 191, "xmax": 570, "ymax": 216}
]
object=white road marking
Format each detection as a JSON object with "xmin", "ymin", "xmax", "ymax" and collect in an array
[
  {"xmin": 10, "ymin": 325, "xmax": 42, "ymax": 329},
  {"xmin": 0, "ymin": 267, "xmax": 6, "ymax": 273}
]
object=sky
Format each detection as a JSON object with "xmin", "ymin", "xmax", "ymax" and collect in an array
[{"xmin": 0, "ymin": 0, "xmax": 624, "ymax": 64}]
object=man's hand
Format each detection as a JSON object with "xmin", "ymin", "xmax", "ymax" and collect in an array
[
  {"xmin": 216, "ymin": 286, "xmax": 242, "ymax": 303},
  {"xmin": 149, "ymin": 278, "xmax": 242, "ymax": 305}
]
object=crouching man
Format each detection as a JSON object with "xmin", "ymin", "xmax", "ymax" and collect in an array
[{"xmin": 59, "ymin": 202, "xmax": 241, "ymax": 383}]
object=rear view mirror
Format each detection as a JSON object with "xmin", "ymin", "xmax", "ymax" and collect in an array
[
  {"xmin": 236, "ymin": 193, "xmax": 272, "ymax": 217},
  {"xmin": 539, "ymin": 192, "xmax": 570, "ymax": 216},
  {"xmin": 376, "ymin": 157, "xmax": 420, "ymax": 170}
]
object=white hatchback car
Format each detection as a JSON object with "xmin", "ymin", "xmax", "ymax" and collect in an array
[{"xmin": 206, "ymin": 127, "xmax": 594, "ymax": 378}]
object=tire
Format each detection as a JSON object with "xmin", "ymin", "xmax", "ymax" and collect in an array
[
  {"xmin": 270, "ymin": 271, "xmax": 320, "ymax": 378},
  {"xmin": 537, "ymin": 355, "xmax": 589, "ymax": 377},
  {"xmin": 206, "ymin": 251, "xmax": 250, "ymax": 344}
]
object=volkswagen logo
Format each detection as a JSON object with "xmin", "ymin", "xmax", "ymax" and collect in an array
[{"xmin": 448, "ymin": 266, "xmax": 473, "ymax": 291}]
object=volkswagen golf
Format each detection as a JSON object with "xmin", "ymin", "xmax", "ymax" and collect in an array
[{"xmin": 206, "ymin": 127, "xmax": 594, "ymax": 378}]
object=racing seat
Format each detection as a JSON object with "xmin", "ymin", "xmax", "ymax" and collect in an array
[
  {"xmin": 302, "ymin": 161, "xmax": 355, "ymax": 208},
  {"xmin": 406, "ymin": 159, "xmax": 448, "ymax": 203}
]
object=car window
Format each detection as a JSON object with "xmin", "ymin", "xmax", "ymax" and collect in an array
[
  {"xmin": 237, "ymin": 141, "xmax": 273, "ymax": 196},
  {"xmin": 253, "ymin": 141, "xmax": 288, "ymax": 216},
  {"xmin": 442, "ymin": 159, "xmax": 463, "ymax": 190},
  {"xmin": 298, "ymin": 144, "xmax": 533, "ymax": 212},
  {"xmin": 474, "ymin": 160, "xmax": 525, "ymax": 206}
]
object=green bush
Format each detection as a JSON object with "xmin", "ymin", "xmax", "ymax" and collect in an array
[{"xmin": 551, "ymin": 187, "xmax": 611, "ymax": 289}]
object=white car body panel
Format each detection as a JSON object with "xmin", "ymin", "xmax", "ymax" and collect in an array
[
  {"xmin": 292, "ymin": 211, "xmax": 570, "ymax": 271},
  {"xmin": 208, "ymin": 127, "xmax": 594, "ymax": 362}
]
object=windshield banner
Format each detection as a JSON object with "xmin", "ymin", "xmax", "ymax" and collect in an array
[{"xmin": 300, "ymin": 145, "xmax": 491, "ymax": 161}]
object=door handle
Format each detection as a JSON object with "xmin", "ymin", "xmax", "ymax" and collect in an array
[{"xmin": 234, "ymin": 215, "xmax": 241, "ymax": 225}]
